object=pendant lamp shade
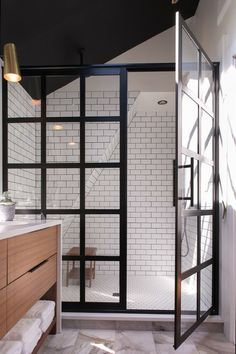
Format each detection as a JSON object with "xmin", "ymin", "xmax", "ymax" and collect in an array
[{"xmin": 3, "ymin": 43, "xmax": 22, "ymax": 82}]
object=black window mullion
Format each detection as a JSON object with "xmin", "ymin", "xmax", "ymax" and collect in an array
[
  {"xmin": 120, "ymin": 68, "xmax": 127, "ymax": 309},
  {"xmin": 2, "ymin": 78, "xmax": 8, "ymax": 192},
  {"xmin": 212, "ymin": 63, "xmax": 220, "ymax": 315},
  {"xmin": 196, "ymin": 51, "xmax": 202, "ymax": 321},
  {"xmin": 80, "ymin": 73, "xmax": 86, "ymax": 303},
  {"xmin": 41, "ymin": 76, "xmax": 46, "ymax": 219}
]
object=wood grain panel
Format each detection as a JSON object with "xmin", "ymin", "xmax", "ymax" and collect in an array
[
  {"xmin": 7, "ymin": 254, "xmax": 57, "ymax": 331},
  {"xmin": 8, "ymin": 226, "xmax": 57, "ymax": 283},
  {"xmin": 0, "ymin": 240, "xmax": 7, "ymax": 289},
  {"xmin": 0, "ymin": 287, "xmax": 7, "ymax": 339}
]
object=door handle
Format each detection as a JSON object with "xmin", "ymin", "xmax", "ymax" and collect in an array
[
  {"xmin": 190, "ymin": 158, "xmax": 194, "ymax": 207},
  {"xmin": 174, "ymin": 158, "xmax": 194, "ymax": 207}
]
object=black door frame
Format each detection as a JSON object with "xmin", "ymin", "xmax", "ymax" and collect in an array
[
  {"xmin": 174, "ymin": 12, "xmax": 219, "ymax": 348},
  {"xmin": 2, "ymin": 62, "xmax": 219, "ymax": 315}
]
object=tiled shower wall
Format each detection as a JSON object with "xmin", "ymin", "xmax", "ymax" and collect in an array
[
  {"xmin": 127, "ymin": 112, "xmax": 175, "ymax": 276},
  {"xmin": 7, "ymin": 83, "xmax": 41, "ymax": 209},
  {"xmin": 7, "ymin": 79, "xmax": 176, "ymax": 276}
]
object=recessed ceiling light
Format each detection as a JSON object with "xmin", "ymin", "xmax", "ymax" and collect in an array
[
  {"xmin": 32, "ymin": 99, "xmax": 41, "ymax": 106},
  {"xmin": 53, "ymin": 124, "xmax": 64, "ymax": 131},
  {"xmin": 158, "ymin": 100, "xmax": 168, "ymax": 105},
  {"xmin": 68, "ymin": 141, "xmax": 77, "ymax": 146}
]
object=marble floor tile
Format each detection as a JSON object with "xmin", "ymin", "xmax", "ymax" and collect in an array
[
  {"xmin": 73, "ymin": 329, "xmax": 116, "ymax": 354},
  {"xmin": 153, "ymin": 331, "xmax": 194, "ymax": 345},
  {"xmin": 39, "ymin": 329, "xmax": 235, "ymax": 354},
  {"xmin": 191, "ymin": 332, "xmax": 235, "ymax": 354},
  {"xmin": 155, "ymin": 343, "xmax": 199, "ymax": 354},
  {"xmin": 114, "ymin": 330, "xmax": 156, "ymax": 354},
  {"xmin": 39, "ymin": 329, "xmax": 79, "ymax": 354},
  {"xmin": 153, "ymin": 331, "xmax": 174, "ymax": 345}
]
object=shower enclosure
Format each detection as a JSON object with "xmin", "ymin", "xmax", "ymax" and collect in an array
[{"xmin": 2, "ymin": 13, "xmax": 219, "ymax": 348}]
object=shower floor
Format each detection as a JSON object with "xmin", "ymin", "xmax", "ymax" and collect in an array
[{"xmin": 62, "ymin": 275, "xmax": 196, "ymax": 311}]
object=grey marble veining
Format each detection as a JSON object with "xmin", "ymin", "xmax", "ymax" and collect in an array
[
  {"xmin": 191, "ymin": 332, "xmax": 235, "ymax": 354},
  {"xmin": 39, "ymin": 329, "xmax": 235, "ymax": 354},
  {"xmin": 114, "ymin": 331, "xmax": 156, "ymax": 354},
  {"xmin": 74, "ymin": 329, "xmax": 116, "ymax": 354},
  {"xmin": 155, "ymin": 344, "xmax": 199, "ymax": 354},
  {"xmin": 38, "ymin": 330, "xmax": 79, "ymax": 354}
]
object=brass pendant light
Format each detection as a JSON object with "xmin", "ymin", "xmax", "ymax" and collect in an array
[{"xmin": 3, "ymin": 43, "xmax": 22, "ymax": 82}]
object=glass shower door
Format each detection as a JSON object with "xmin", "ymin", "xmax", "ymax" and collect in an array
[{"xmin": 174, "ymin": 12, "xmax": 218, "ymax": 349}]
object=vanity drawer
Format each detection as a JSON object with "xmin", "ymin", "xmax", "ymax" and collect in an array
[
  {"xmin": 0, "ymin": 240, "xmax": 7, "ymax": 289},
  {"xmin": 7, "ymin": 254, "xmax": 57, "ymax": 331},
  {"xmin": 8, "ymin": 226, "xmax": 57, "ymax": 283},
  {"xmin": 0, "ymin": 287, "xmax": 7, "ymax": 339}
]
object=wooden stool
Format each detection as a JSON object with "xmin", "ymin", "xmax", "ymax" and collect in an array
[{"xmin": 66, "ymin": 247, "xmax": 96, "ymax": 287}]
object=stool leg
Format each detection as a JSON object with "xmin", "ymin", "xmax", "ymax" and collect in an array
[{"xmin": 66, "ymin": 261, "xmax": 69, "ymax": 287}]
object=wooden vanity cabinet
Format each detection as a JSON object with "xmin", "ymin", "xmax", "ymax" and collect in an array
[{"xmin": 0, "ymin": 225, "xmax": 60, "ymax": 351}]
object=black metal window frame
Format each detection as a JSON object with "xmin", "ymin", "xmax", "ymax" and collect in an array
[
  {"xmin": 2, "ymin": 62, "xmax": 219, "ymax": 315},
  {"xmin": 174, "ymin": 13, "xmax": 219, "ymax": 348}
]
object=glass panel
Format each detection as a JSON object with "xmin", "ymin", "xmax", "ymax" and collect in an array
[
  {"xmin": 46, "ymin": 169, "xmax": 80, "ymax": 209},
  {"xmin": 8, "ymin": 77, "xmax": 41, "ymax": 118},
  {"xmin": 201, "ymin": 215, "xmax": 213, "ymax": 263},
  {"xmin": 46, "ymin": 76, "xmax": 80, "ymax": 117},
  {"xmin": 62, "ymin": 260, "xmax": 80, "ymax": 302},
  {"xmin": 48, "ymin": 214, "xmax": 80, "ymax": 302},
  {"xmin": 85, "ymin": 122, "xmax": 120, "ymax": 163},
  {"xmin": 127, "ymin": 273, "xmax": 174, "ymax": 310},
  {"xmin": 85, "ymin": 215, "xmax": 119, "ymax": 256},
  {"xmin": 180, "ymin": 155, "xmax": 198, "ymax": 209},
  {"xmin": 8, "ymin": 123, "xmax": 41, "ymax": 163},
  {"xmin": 8, "ymin": 169, "xmax": 41, "ymax": 209},
  {"xmin": 181, "ymin": 274, "xmax": 197, "ymax": 334},
  {"xmin": 181, "ymin": 216, "xmax": 198, "ymax": 273},
  {"xmin": 200, "ymin": 265, "xmax": 212, "ymax": 315},
  {"xmin": 85, "ymin": 76, "xmax": 120, "ymax": 116},
  {"xmin": 201, "ymin": 110, "xmax": 213, "ymax": 161},
  {"xmin": 201, "ymin": 163, "xmax": 213, "ymax": 209},
  {"xmin": 85, "ymin": 261, "xmax": 119, "ymax": 302},
  {"xmin": 182, "ymin": 29, "xmax": 199, "ymax": 97},
  {"xmin": 46, "ymin": 122, "xmax": 80, "ymax": 162},
  {"xmin": 182, "ymin": 94, "xmax": 198, "ymax": 153},
  {"xmin": 201, "ymin": 56, "xmax": 214, "ymax": 112},
  {"xmin": 85, "ymin": 168, "xmax": 119, "ymax": 209}
]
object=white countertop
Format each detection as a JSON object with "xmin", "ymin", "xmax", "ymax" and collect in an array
[{"xmin": 0, "ymin": 220, "xmax": 62, "ymax": 240}]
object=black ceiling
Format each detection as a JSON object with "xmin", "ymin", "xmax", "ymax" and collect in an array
[{"xmin": 1, "ymin": 0, "xmax": 199, "ymax": 67}]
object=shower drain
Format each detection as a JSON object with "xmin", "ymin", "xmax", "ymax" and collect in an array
[{"xmin": 112, "ymin": 292, "xmax": 120, "ymax": 297}]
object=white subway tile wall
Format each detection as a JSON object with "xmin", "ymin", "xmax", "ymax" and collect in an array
[
  {"xmin": 46, "ymin": 168, "xmax": 80, "ymax": 209},
  {"xmin": 46, "ymin": 77, "xmax": 80, "ymax": 117},
  {"xmin": 85, "ymin": 122, "xmax": 120, "ymax": 163},
  {"xmin": 8, "ymin": 81, "xmax": 38, "ymax": 118},
  {"xmin": 8, "ymin": 169, "xmax": 41, "ymax": 209},
  {"xmin": 7, "ymin": 80, "xmax": 176, "ymax": 276},
  {"xmin": 46, "ymin": 122, "xmax": 80, "ymax": 162},
  {"xmin": 8, "ymin": 123, "xmax": 40, "ymax": 163},
  {"xmin": 127, "ymin": 112, "xmax": 175, "ymax": 276},
  {"xmin": 85, "ymin": 214, "xmax": 120, "ymax": 256}
]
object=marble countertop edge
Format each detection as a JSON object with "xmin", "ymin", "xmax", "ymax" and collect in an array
[{"xmin": 0, "ymin": 220, "xmax": 62, "ymax": 240}]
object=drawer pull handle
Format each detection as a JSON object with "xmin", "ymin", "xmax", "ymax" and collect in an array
[{"xmin": 29, "ymin": 259, "xmax": 48, "ymax": 273}]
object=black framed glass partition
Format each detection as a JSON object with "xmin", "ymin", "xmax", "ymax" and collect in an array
[
  {"xmin": 174, "ymin": 12, "xmax": 219, "ymax": 348},
  {"xmin": 3, "ymin": 66, "xmax": 127, "ymax": 312},
  {"xmin": 2, "ymin": 60, "xmax": 218, "ymax": 323}
]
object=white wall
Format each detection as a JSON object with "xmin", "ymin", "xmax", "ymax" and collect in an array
[{"xmin": 189, "ymin": 0, "xmax": 236, "ymax": 344}]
